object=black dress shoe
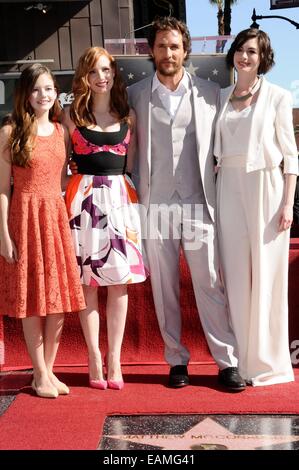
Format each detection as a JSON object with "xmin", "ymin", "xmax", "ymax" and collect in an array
[
  {"xmin": 218, "ymin": 367, "xmax": 246, "ymax": 392},
  {"xmin": 168, "ymin": 365, "xmax": 189, "ymax": 388}
]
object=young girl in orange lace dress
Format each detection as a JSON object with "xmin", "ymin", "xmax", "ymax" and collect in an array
[{"xmin": 0, "ymin": 64, "xmax": 86, "ymax": 398}]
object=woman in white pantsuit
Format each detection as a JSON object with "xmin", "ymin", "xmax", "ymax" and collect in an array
[{"xmin": 214, "ymin": 29, "xmax": 298, "ymax": 386}]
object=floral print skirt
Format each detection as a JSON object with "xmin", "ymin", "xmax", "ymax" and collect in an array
[{"xmin": 65, "ymin": 173, "xmax": 148, "ymax": 286}]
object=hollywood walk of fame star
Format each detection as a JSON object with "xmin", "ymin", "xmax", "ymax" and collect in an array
[
  {"xmin": 104, "ymin": 417, "xmax": 299, "ymax": 450},
  {"xmin": 186, "ymin": 62, "xmax": 199, "ymax": 76}
]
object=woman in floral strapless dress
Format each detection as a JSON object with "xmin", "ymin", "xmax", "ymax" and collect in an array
[
  {"xmin": 0, "ymin": 64, "xmax": 86, "ymax": 398},
  {"xmin": 64, "ymin": 47, "xmax": 147, "ymax": 390},
  {"xmin": 66, "ymin": 123, "xmax": 146, "ymax": 286}
]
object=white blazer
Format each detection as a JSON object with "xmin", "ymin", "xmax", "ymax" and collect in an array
[{"xmin": 214, "ymin": 76, "xmax": 298, "ymax": 175}]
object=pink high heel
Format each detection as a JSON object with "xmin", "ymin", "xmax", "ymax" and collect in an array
[
  {"xmin": 88, "ymin": 356, "xmax": 107, "ymax": 390},
  {"xmin": 107, "ymin": 379, "xmax": 124, "ymax": 390},
  {"xmin": 89, "ymin": 378, "xmax": 108, "ymax": 390},
  {"xmin": 105, "ymin": 354, "xmax": 124, "ymax": 390}
]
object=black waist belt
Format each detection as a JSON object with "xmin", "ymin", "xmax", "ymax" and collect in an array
[{"xmin": 72, "ymin": 151, "xmax": 127, "ymax": 176}]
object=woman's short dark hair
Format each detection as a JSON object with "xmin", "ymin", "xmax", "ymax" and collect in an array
[
  {"xmin": 226, "ymin": 28, "xmax": 275, "ymax": 75},
  {"xmin": 148, "ymin": 16, "xmax": 192, "ymax": 59}
]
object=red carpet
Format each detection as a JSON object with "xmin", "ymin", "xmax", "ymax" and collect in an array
[
  {"xmin": 0, "ymin": 255, "xmax": 211, "ymax": 370},
  {"xmin": 1, "ymin": 241, "xmax": 299, "ymax": 370},
  {"xmin": 0, "ymin": 316, "xmax": 4, "ymax": 367},
  {"xmin": 0, "ymin": 364, "xmax": 298, "ymax": 450}
]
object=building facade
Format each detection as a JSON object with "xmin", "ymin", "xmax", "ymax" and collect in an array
[
  {"xmin": 0, "ymin": 0, "xmax": 135, "ymax": 72},
  {"xmin": 0, "ymin": 0, "xmax": 186, "ymax": 72}
]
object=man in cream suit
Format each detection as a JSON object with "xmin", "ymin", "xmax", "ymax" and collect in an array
[{"xmin": 128, "ymin": 17, "xmax": 245, "ymax": 391}]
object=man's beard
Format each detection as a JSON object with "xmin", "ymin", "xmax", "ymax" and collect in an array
[{"xmin": 156, "ymin": 62, "xmax": 180, "ymax": 77}]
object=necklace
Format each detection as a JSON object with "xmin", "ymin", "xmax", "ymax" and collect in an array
[{"xmin": 230, "ymin": 78, "xmax": 260, "ymax": 102}]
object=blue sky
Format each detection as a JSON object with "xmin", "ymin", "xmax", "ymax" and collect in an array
[{"xmin": 186, "ymin": 0, "xmax": 299, "ymax": 105}]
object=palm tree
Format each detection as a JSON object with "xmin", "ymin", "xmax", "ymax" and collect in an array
[
  {"xmin": 209, "ymin": 0, "xmax": 239, "ymax": 35},
  {"xmin": 209, "ymin": 0, "xmax": 238, "ymax": 52}
]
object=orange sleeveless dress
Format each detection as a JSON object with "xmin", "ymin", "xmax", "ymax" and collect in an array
[{"xmin": 0, "ymin": 123, "xmax": 86, "ymax": 318}]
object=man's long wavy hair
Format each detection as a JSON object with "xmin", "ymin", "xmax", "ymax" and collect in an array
[
  {"xmin": 70, "ymin": 47, "xmax": 130, "ymax": 127},
  {"xmin": 148, "ymin": 16, "xmax": 192, "ymax": 60},
  {"xmin": 10, "ymin": 64, "xmax": 61, "ymax": 167}
]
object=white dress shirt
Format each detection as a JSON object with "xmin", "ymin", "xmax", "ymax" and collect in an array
[{"xmin": 152, "ymin": 70, "xmax": 189, "ymax": 120}]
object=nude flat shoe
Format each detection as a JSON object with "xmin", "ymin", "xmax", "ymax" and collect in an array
[
  {"xmin": 53, "ymin": 380, "xmax": 70, "ymax": 395},
  {"xmin": 48, "ymin": 373, "xmax": 70, "ymax": 395},
  {"xmin": 31, "ymin": 379, "xmax": 58, "ymax": 399}
]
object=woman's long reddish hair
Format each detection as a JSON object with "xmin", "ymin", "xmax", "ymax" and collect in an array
[
  {"xmin": 70, "ymin": 47, "xmax": 130, "ymax": 127},
  {"xmin": 10, "ymin": 63, "xmax": 61, "ymax": 167}
]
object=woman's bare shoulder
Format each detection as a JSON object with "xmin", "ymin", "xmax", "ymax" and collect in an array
[{"xmin": 0, "ymin": 125, "xmax": 12, "ymax": 144}]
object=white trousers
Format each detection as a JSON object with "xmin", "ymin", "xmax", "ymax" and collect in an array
[
  {"xmin": 217, "ymin": 160, "xmax": 294, "ymax": 386},
  {"xmin": 145, "ymin": 191, "xmax": 239, "ymax": 369}
]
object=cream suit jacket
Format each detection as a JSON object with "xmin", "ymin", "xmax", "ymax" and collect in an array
[
  {"xmin": 128, "ymin": 72, "xmax": 220, "ymax": 222},
  {"xmin": 214, "ymin": 76, "xmax": 298, "ymax": 174}
]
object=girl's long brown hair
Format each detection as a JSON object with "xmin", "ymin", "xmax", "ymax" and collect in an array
[
  {"xmin": 10, "ymin": 63, "xmax": 61, "ymax": 167},
  {"xmin": 70, "ymin": 47, "xmax": 130, "ymax": 127}
]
